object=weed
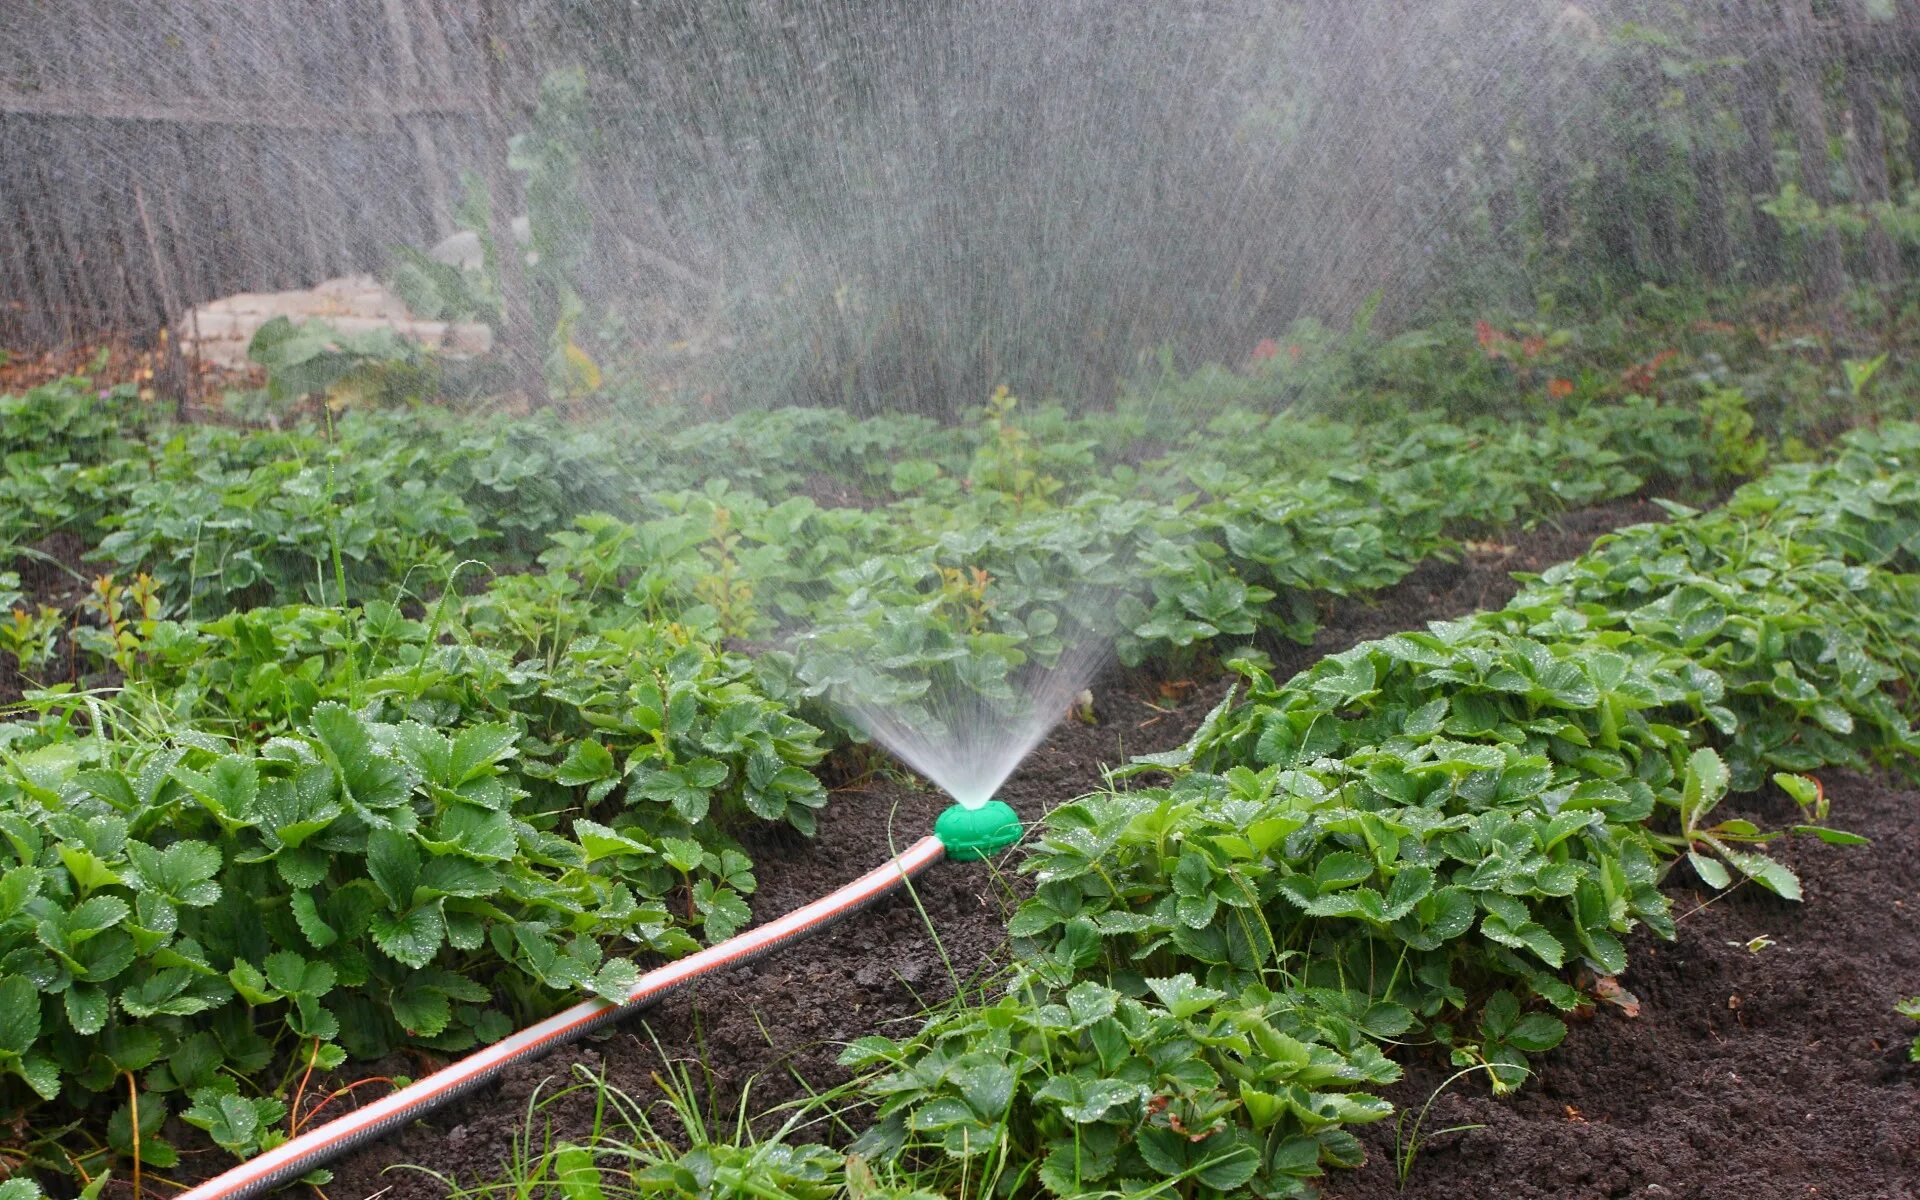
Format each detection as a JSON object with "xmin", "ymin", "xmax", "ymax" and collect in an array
[
  {"xmin": 1897, "ymin": 997, "xmax": 1920, "ymax": 1063},
  {"xmin": 1392, "ymin": 1064, "xmax": 1498, "ymax": 1189},
  {"xmin": 1, "ymin": 605, "xmax": 63, "ymax": 680}
]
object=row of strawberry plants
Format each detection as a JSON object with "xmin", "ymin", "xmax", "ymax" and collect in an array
[
  {"xmin": 454, "ymin": 395, "xmax": 1743, "ymax": 733},
  {"xmin": 608, "ymin": 425, "xmax": 1920, "ymax": 1199},
  {"xmin": 4, "ymin": 365, "xmax": 1741, "ymax": 626},
  {"xmin": 0, "ymin": 607, "xmax": 834, "ymax": 1178},
  {"xmin": 0, "ymin": 381, "xmax": 1764, "ymax": 1183},
  {"xmin": 0, "ymin": 376, "xmax": 1788, "ymax": 1189},
  {"xmin": 8, "ymin": 385, "xmax": 1742, "ymax": 772}
]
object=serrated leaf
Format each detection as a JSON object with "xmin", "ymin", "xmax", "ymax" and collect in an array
[
  {"xmin": 449, "ymin": 724, "xmax": 520, "ymax": 784},
  {"xmin": 0, "ymin": 976, "xmax": 41, "ymax": 1053},
  {"xmin": 264, "ymin": 950, "xmax": 335, "ymax": 997},
  {"xmin": 949, "ymin": 1057, "xmax": 1016, "ymax": 1120},
  {"xmin": 14, "ymin": 1053, "xmax": 59, "ymax": 1101},
  {"xmin": 391, "ymin": 987, "xmax": 453, "ymax": 1038},
  {"xmin": 104, "ymin": 1023, "xmax": 163, "ymax": 1071},
  {"xmin": 589, "ymin": 959, "xmax": 640, "ymax": 1005},
  {"xmin": 371, "ymin": 904, "xmax": 444, "ymax": 968},
  {"xmin": 289, "ymin": 891, "xmax": 337, "ymax": 949},
  {"xmin": 1416, "ymin": 887, "xmax": 1477, "ymax": 941},
  {"xmin": 693, "ymin": 882, "xmax": 750, "ymax": 943},
  {"xmin": 1313, "ymin": 851, "xmax": 1375, "ymax": 890},
  {"xmin": 1034, "ymin": 1074, "xmax": 1144, "ymax": 1123},
  {"xmin": 275, "ymin": 846, "xmax": 330, "ymax": 888},
  {"xmin": 56, "ymin": 845, "xmax": 122, "ymax": 893},
  {"xmin": 419, "ymin": 856, "xmax": 499, "ymax": 899},
  {"xmin": 1686, "ymin": 850, "xmax": 1732, "ymax": 890},
  {"xmin": 0, "ymin": 867, "xmax": 41, "ymax": 921},
  {"xmin": 657, "ymin": 836, "xmax": 705, "ymax": 874},
  {"xmin": 64, "ymin": 895, "xmax": 130, "ymax": 942},
  {"xmin": 1721, "ymin": 847, "xmax": 1803, "ymax": 901},
  {"xmin": 365, "ymin": 829, "xmax": 422, "ymax": 907},
  {"xmin": 555, "ymin": 739, "xmax": 616, "ymax": 786},
  {"xmin": 1506, "ymin": 1013, "xmax": 1567, "ymax": 1053},
  {"xmin": 228, "ymin": 960, "xmax": 274, "ymax": 1005},
  {"xmin": 173, "ymin": 755, "xmax": 259, "ymax": 825},
  {"xmin": 184, "ymin": 1090, "xmax": 271, "ymax": 1155},
  {"xmin": 1064, "ymin": 981, "xmax": 1118, "ymax": 1029},
  {"xmin": 573, "ymin": 819, "xmax": 648, "ymax": 863},
  {"xmin": 1790, "ymin": 824, "xmax": 1868, "ymax": 846},
  {"xmin": 1682, "ymin": 746, "xmax": 1728, "ymax": 824},
  {"xmin": 310, "ymin": 702, "xmax": 412, "ymax": 810},
  {"xmin": 1382, "ymin": 865, "xmax": 1434, "ymax": 919},
  {"xmin": 63, "ymin": 984, "xmax": 109, "ymax": 1036},
  {"xmin": 1145, "ymin": 973, "xmax": 1225, "ymax": 1020},
  {"xmin": 127, "ymin": 840, "xmax": 223, "ymax": 907}
]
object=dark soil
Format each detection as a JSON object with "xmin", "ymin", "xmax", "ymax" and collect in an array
[
  {"xmin": 320, "ymin": 498, "xmax": 1685, "ymax": 1199},
  {"xmin": 1, "ymin": 530, "xmax": 94, "ymax": 705},
  {"xmin": 1333, "ymin": 769, "xmax": 1920, "ymax": 1200},
  {"xmin": 178, "ymin": 494, "xmax": 1920, "ymax": 1200},
  {"xmin": 0, "ymin": 332, "xmax": 258, "ymax": 413},
  {"xmin": 793, "ymin": 471, "xmax": 883, "ymax": 511}
]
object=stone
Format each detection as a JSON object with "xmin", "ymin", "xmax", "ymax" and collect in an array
[
  {"xmin": 428, "ymin": 215, "xmax": 534, "ymax": 270},
  {"xmin": 179, "ymin": 274, "xmax": 493, "ymax": 371}
]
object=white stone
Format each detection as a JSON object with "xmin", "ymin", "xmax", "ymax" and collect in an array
[
  {"xmin": 179, "ymin": 274, "xmax": 493, "ymax": 371},
  {"xmin": 428, "ymin": 215, "xmax": 533, "ymax": 270}
]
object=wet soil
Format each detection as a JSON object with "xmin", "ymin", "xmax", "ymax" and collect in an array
[
  {"xmin": 793, "ymin": 471, "xmax": 884, "ymax": 511},
  {"xmin": 0, "ymin": 332, "xmax": 259, "ymax": 413},
  {"xmin": 1, "ymin": 530, "xmax": 94, "ymax": 705},
  {"xmin": 1334, "ymin": 769, "xmax": 1920, "ymax": 1200},
  {"xmin": 320, "ymin": 498, "xmax": 1691, "ymax": 1198}
]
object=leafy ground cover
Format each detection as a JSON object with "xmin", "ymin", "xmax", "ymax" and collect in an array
[
  {"xmin": 349, "ymin": 425, "xmax": 1920, "ymax": 1200},
  {"xmin": 259, "ymin": 500, "xmax": 1684, "ymax": 1200},
  {"xmin": 785, "ymin": 426, "xmax": 1920, "ymax": 1198},
  {"xmin": 0, "ymin": 307, "xmax": 1912, "ymax": 1193},
  {"xmin": 1331, "ymin": 764, "xmax": 1920, "ymax": 1199}
]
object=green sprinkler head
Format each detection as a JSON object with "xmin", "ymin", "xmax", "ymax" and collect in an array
[{"xmin": 934, "ymin": 799, "xmax": 1022, "ymax": 861}]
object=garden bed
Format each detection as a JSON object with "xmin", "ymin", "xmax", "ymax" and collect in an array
[
  {"xmin": 6, "ymin": 355, "xmax": 1781, "ymax": 1197},
  {"xmin": 320, "ymin": 486, "xmax": 1920, "ymax": 1200},
  {"xmin": 317, "ymin": 499, "xmax": 1734, "ymax": 1198},
  {"xmin": 1338, "ymin": 767, "xmax": 1920, "ymax": 1200},
  {"xmin": 0, "ymin": 531, "xmax": 89, "ymax": 706},
  {"xmin": 305, "ymin": 489, "xmax": 1920, "ymax": 1200}
]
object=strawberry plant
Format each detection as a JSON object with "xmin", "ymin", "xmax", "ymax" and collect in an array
[
  {"xmin": 1, "ymin": 604, "xmax": 61, "ymax": 680},
  {"xmin": 902, "ymin": 430, "xmax": 1920, "ymax": 1194},
  {"xmin": 536, "ymin": 629, "xmax": 829, "ymax": 839},
  {"xmin": 0, "ymin": 375, "xmax": 148, "ymax": 469},
  {"xmin": 845, "ymin": 973, "xmax": 1397, "ymax": 1198},
  {"xmin": 2, "ymin": 310, "xmax": 1911, "ymax": 1190},
  {"xmin": 1437, "ymin": 990, "xmax": 1563, "ymax": 1094},
  {"xmin": 92, "ymin": 429, "xmax": 488, "ymax": 613},
  {"xmin": 0, "ymin": 697, "xmax": 718, "ymax": 1179}
]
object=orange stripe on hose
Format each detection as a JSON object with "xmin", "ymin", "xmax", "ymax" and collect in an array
[{"xmin": 177, "ymin": 835, "xmax": 946, "ymax": 1200}]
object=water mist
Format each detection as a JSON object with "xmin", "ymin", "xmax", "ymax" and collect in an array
[{"xmin": 811, "ymin": 586, "xmax": 1118, "ymax": 857}]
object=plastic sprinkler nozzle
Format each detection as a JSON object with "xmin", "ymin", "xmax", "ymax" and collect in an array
[{"xmin": 934, "ymin": 799, "xmax": 1022, "ymax": 861}]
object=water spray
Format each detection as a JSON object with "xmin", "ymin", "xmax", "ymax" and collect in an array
[{"xmin": 174, "ymin": 617, "xmax": 1109, "ymax": 1196}]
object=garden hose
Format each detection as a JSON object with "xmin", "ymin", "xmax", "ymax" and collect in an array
[{"xmin": 175, "ymin": 833, "xmax": 951, "ymax": 1200}]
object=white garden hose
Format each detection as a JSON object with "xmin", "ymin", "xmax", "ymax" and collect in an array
[{"xmin": 176, "ymin": 834, "xmax": 948, "ymax": 1200}]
